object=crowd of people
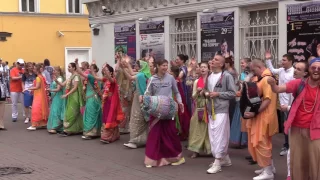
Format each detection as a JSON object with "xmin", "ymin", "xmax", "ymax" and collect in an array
[{"xmin": 0, "ymin": 50, "xmax": 319, "ymax": 180}]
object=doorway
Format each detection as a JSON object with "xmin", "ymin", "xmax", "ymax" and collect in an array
[{"xmin": 65, "ymin": 47, "xmax": 92, "ymax": 78}]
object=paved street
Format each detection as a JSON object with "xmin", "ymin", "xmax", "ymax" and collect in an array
[{"xmin": 0, "ymin": 104, "xmax": 287, "ymax": 180}]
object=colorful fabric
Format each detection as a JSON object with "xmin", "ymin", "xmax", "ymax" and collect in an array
[
  {"xmin": 128, "ymin": 91, "xmax": 148, "ymax": 146},
  {"xmin": 83, "ymin": 74, "xmax": 102, "ymax": 137},
  {"xmin": 142, "ymin": 95, "xmax": 178, "ymax": 120},
  {"xmin": 139, "ymin": 60, "xmax": 152, "ymax": 78},
  {"xmin": 144, "ymin": 116, "xmax": 183, "ymax": 167},
  {"xmin": 63, "ymin": 74, "xmax": 84, "ymax": 134},
  {"xmin": 100, "ymin": 78, "xmax": 124, "ymax": 143},
  {"xmin": 188, "ymin": 79, "xmax": 211, "ymax": 154},
  {"xmin": 47, "ymin": 76, "xmax": 65, "ymax": 132},
  {"xmin": 285, "ymin": 78, "xmax": 320, "ymax": 139},
  {"xmin": 176, "ymin": 80, "xmax": 191, "ymax": 140},
  {"xmin": 116, "ymin": 68, "xmax": 133, "ymax": 133},
  {"xmin": 180, "ymin": 66, "xmax": 192, "ymax": 113},
  {"xmin": 230, "ymin": 101, "xmax": 248, "ymax": 146},
  {"xmin": 31, "ymin": 75, "xmax": 49, "ymax": 127},
  {"xmin": 101, "ymin": 78, "xmax": 124, "ymax": 128}
]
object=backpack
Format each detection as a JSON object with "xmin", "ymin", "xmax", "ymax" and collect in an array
[{"xmin": 239, "ymin": 75, "xmax": 274, "ymax": 119}]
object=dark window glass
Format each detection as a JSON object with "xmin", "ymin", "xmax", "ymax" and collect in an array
[
  {"xmin": 68, "ymin": 0, "xmax": 73, "ymax": 13},
  {"xmin": 29, "ymin": 0, "xmax": 35, "ymax": 12},
  {"xmin": 75, "ymin": 0, "xmax": 80, "ymax": 13},
  {"xmin": 21, "ymin": 0, "xmax": 27, "ymax": 12}
]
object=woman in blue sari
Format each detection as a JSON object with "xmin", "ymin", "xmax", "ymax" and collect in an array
[
  {"xmin": 47, "ymin": 66, "xmax": 65, "ymax": 134},
  {"xmin": 230, "ymin": 58, "xmax": 251, "ymax": 147},
  {"xmin": 121, "ymin": 57, "xmax": 151, "ymax": 149},
  {"xmin": 76, "ymin": 61, "xmax": 102, "ymax": 140}
]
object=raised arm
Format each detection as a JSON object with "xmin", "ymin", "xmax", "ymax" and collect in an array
[
  {"xmin": 122, "ymin": 68, "xmax": 136, "ymax": 81},
  {"xmin": 265, "ymin": 51, "xmax": 281, "ymax": 75},
  {"xmin": 267, "ymin": 77, "xmax": 287, "ymax": 93},
  {"xmin": 75, "ymin": 61, "xmax": 88, "ymax": 79}
]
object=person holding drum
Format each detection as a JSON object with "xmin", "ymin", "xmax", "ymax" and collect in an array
[{"xmin": 142, "ymin": 59, "xmax": 185, "ymax": 168}]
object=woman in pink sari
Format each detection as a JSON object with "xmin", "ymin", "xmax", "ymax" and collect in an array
[
  {"xmin": 25, "ymin": 64, "xmax": 49, "ymax": 131},
  {"xmin": 100, "ymin": 64, "xmax": 125, "ymax": 143}
]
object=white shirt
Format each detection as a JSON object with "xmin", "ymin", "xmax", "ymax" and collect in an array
[
  {"xmin": 0, "ymin": 64, "xmax": 3, "ymax": 73},
  {"xmin": 266, "ymin": 59, "xmax": 294, "ymax": 106},
  {"xmin": 208, "ymin": 72, "xmax": 222, "ymax": 92}
]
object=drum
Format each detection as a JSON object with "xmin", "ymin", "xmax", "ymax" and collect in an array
[
  {"xmin": 141, "ymin": 95, "xmax": 178, "ymax": 121},
  {"xmin": 239, "ymin": 81, "xmax": 261, "ymax": 119}
]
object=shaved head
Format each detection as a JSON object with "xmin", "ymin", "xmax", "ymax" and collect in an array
[
  {"xmin": 211, "ymin": 54, "xmax": 226, "ymax": 70},
  {"xmin": 250, "ymin": 58, "xmax": 266, "ymax": 76},
  {"xmin": 251, "ymin": 58, "xmax": 266, "ymax": 68}
]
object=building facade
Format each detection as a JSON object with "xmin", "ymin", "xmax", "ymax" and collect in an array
[
  {"xmin": 83, "ymin": 0, "xmax": 320, "ymax": 70},
  {"xmin": 0, "ymin": 0, "xmax": 92, "ymax": 74}
]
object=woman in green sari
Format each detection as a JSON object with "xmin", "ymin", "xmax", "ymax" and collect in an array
[
  {"xmin": 54, "ymin": 62, "xmax": 84, "ymax": 136},
  {"xmin": 76, "ymin": 62, "xmax": 102, "ymax": 140},
  {"xmin": 47, "ymin": 66, "xmax": 65, "ymax": 134},
  {"xmin": 188, "ymin": 62, "xmax": 211, "ymax": 158}
]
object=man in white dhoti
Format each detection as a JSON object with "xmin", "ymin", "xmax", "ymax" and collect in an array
[{"xmin": 203, "ymin": 55, "xmax": 236, "ymax": 174}]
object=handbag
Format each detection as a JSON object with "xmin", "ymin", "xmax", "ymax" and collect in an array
[{"xmin": 197, "ymin": 108, "xmax": 205, "ymax": 121}]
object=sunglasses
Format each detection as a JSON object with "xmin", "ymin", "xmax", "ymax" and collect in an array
[{"xmin": 310, "ymin": 66, "xmax": 320, "ymax": 71}]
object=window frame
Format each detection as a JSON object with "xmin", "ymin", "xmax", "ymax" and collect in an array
[
  {"xmin": 66, "ymin": 0, "xmax": 83, "ymax": 14},
  {"xmin": 19, "ymin": 0, "xmax": 40, "ymax": 13}
]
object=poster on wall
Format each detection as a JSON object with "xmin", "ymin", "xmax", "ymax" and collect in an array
[
  {"xmin": 139, "ymin": 20, "xmax": 165, "ymax": 61},
  {"xmin": 114, "ymin": 23, "xmax": 136, "ymax": 62},
  {"xmin": 287, "ymin": 2, "xmax": 320, "ymax": 62},
  {"xmin": 200, "ymin": 12, "xmax": 234, "ymax": 61}
]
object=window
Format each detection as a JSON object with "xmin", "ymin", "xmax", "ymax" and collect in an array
[
  {"xmin": 20, "ymin": 0, "xmax": 38, "ymax": 12},
  {"xmin": 170, "ymin": 17, "xmax": 197, "ymax": 60},
  {"xmin": 240, "ymin": 8, "xmax": 279, "ymax": 67},
  {"xmin": 67, "ymin": 0, "xmax": 82, "ymax": 14}
]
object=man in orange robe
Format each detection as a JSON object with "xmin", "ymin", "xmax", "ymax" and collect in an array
[{"xmin": 244, "ymin": 59, "xmax": 278, "ymax": 180}]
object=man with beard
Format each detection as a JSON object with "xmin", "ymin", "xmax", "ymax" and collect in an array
[
  {"xmin": 267, "ymin": 58, "xmax": 320, "ymax": 179},
  {"xmin": 244, "ymin": 59, "xmax": 278, "ymax": 180},
  {"xmin": 204, "ymin": 54, "xmax": 236, "ymax": 174},
  {"xmin": 265, "ymin": 52, "xmax": 294, "ymax": 156},
  {"xmin": 279, "ymin": 61, "xmax": 309, "ymax": 180}
]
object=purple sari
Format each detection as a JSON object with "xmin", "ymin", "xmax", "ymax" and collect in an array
[{"xmin": 144, "ymin": 116, "xmax": 182, "ymax": 167}]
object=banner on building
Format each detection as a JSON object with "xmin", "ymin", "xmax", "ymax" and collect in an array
[
  {"xmin": 200, "ymin": 12, "xmax": 234, "ymax": 61},
  {"xmin": 114, "ymin": 23, "xmax": 136, "ymax": 62},
  {"xmin": 287, "ymin": 2, "xmax": 320, "ymax": 62},
  {"xmin": 139, "ymin": 20, "xmax": 165, "ymax": 61}
]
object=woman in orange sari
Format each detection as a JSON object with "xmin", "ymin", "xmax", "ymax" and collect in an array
[{"xmin": 25, "ymin": 64, "xmax": 49, "ymax": 131}]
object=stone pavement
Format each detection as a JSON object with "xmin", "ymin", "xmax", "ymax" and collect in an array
[{"xmin": 0, "ymin": 104, "xmax": 287, "ymax": 180}]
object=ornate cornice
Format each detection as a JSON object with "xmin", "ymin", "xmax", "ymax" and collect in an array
[{"xmin": 85, "ymin": 0, "xmax": 280, "ymax": 24}]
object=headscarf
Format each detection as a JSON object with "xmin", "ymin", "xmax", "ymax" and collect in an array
[
  {"xmin": 310, "ymin": 57, "xmax": 320, "ymax": 65},
  {"xmin": 138, "ymin": 60, "xmax": 152, "ymax": 78},
  {"xmin": 136, "ymin": 60, "xmax": 151, "ymax": 95}
]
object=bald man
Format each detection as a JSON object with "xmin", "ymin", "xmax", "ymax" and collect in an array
[
  {"xmin": 203, "ymin": 54, "xmax": 236, "ymax": 174},
  {"xmin": 244, "ymin": 59, "xmax": 278, "ymax": 180}
]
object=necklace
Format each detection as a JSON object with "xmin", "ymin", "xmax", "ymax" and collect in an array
[{"xmin": 303, "ymin": 86, "xmax": 319, "ymax": 113}]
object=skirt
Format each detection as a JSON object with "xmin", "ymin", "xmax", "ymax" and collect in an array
[
  {"xmin": 230, "ymin": 101, "xmax": 248, "ymax": 146},
  {"xmin": 23, "ymin": 91, "xmax": 33, "ymax": 107},
  {"xmin": 145, "ymin": 117, "xmax": 183, "ymax": 167}
]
